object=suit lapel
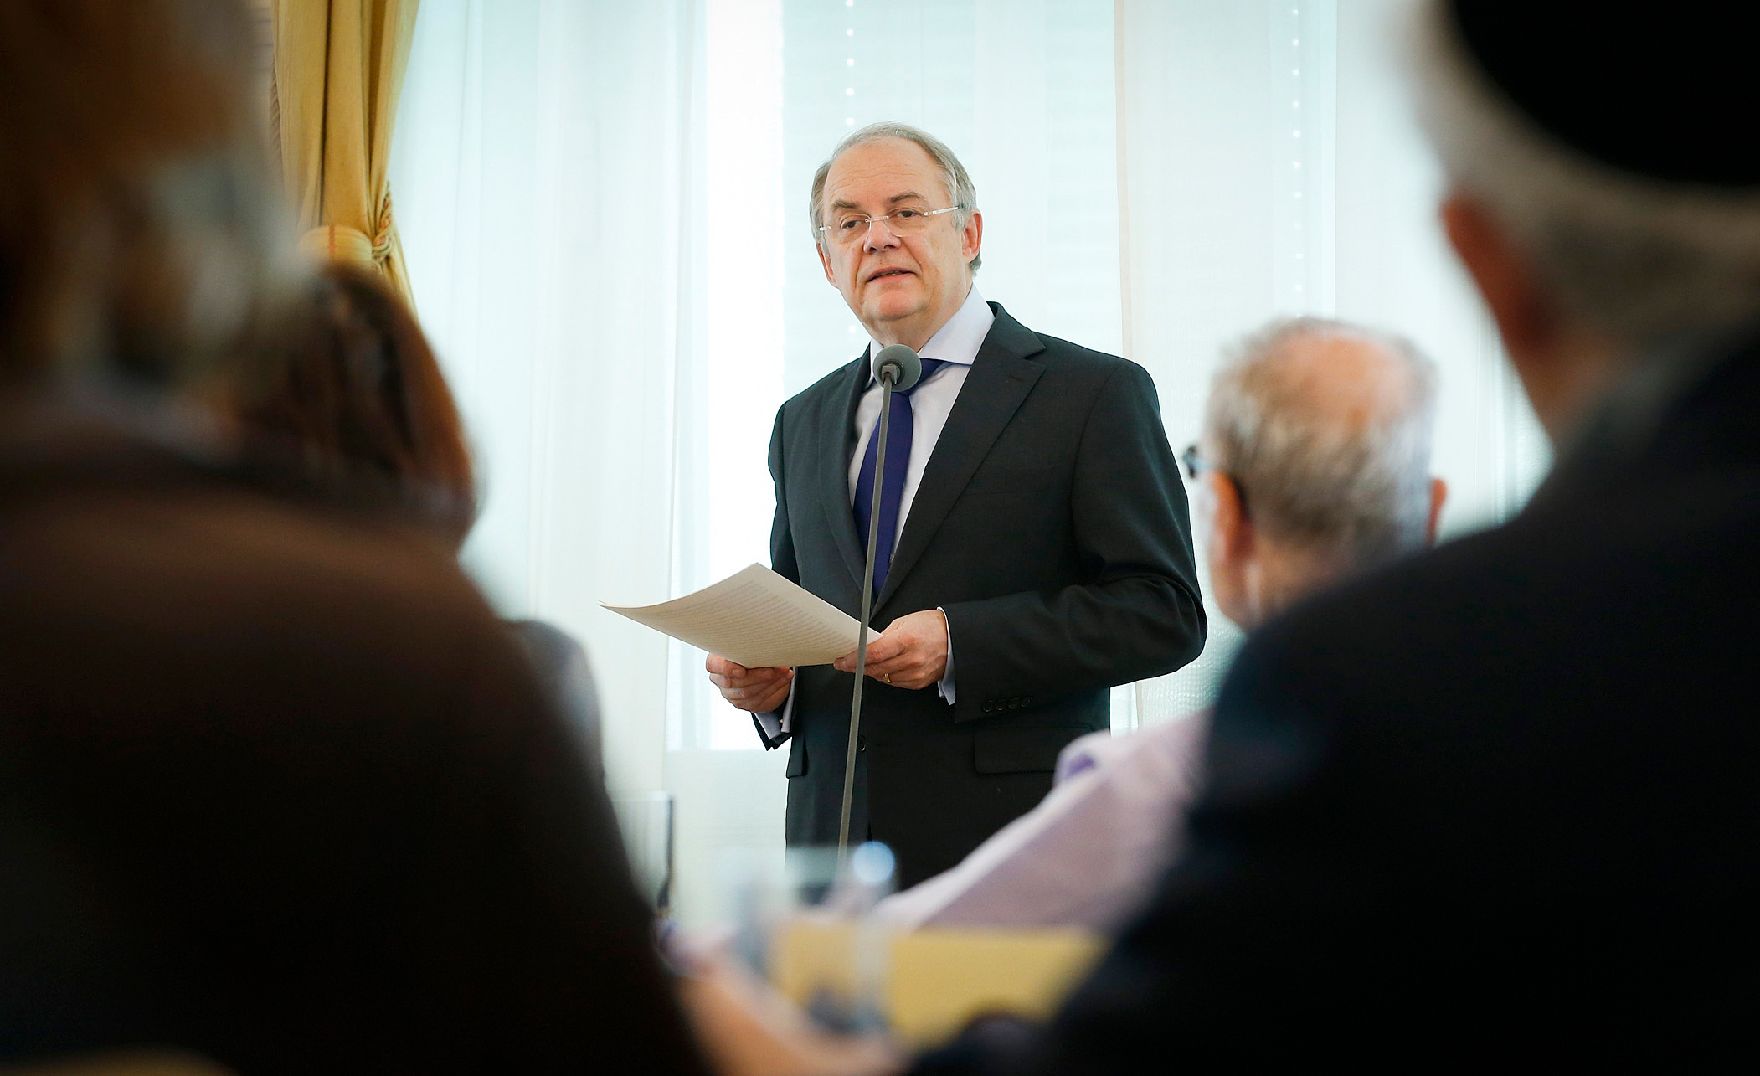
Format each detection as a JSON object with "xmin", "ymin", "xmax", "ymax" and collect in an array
[
  {"xmin": 818, "ymin": 349, "xmax": 872, "ymax": 594},
  {"xmin": 876, "ymin": 306, "xmax": 1045, "ymax": 611}
]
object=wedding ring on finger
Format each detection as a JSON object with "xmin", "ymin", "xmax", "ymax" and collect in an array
[{"xmin": 882, "ymin": 672, "xmax": 892, "ymax": 685}]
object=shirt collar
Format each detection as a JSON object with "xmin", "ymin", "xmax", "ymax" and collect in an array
[{"xmin": 866, "ymin": 286, "xmax": 994, "ymax": 380}]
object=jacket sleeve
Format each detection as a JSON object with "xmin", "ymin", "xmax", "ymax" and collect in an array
[
  {"xmin": 768, "ymin": 401, "xmax": 799, "ymax": 587},
  {"xmin": 940, "ymin": 361, "xmax": 1205, "ymax": 722},
  {"xmin": 749, "ymin": 402, "xmax": 796, "ymax": 749}
]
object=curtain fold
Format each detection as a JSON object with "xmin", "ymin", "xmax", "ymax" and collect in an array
[
  {"xmin": 273, "ymin": 0, "xmax": 420, "ymax": 298},
  {"xmin": 1113, "ymin": 0, "xmax": 1545, "ymax": 723},
  {"xmin": 390, "ymin": 0, "xmax": 705, "ymax": 802}
]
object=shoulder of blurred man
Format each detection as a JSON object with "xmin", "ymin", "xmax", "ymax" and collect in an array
[{"xmin": 507, "ymin": 616, "xmax": 603, "ymax": 765}]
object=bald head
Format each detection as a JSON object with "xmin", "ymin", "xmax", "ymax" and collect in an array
[{"xmin": 1203, "ymin": 318, "xmax": 1439, "ymax": 572}]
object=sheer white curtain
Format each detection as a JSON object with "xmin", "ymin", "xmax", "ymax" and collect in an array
[
  {"xmin": 391, "ymin": 0, "xmax": 1542, "ymax": 925},
  {"xmin": 389, "ymin": 0, "xmax": 704, "ymax": 797},
  {"xmin": 1117, "ymin": 0, "xmax": 1547, "ymax": 721}
]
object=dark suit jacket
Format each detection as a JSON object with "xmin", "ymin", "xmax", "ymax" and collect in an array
[
  {"xmin": 0, "ymin": 401, "xmax": 709, "ymax": 1074},
  {"xmin": 762, "ymin": 304, "xmax": 1204, "ymax": 887},
  {"xmin": 915, "ymin": 334, "xmax": 1760, "ymax": 1070}
]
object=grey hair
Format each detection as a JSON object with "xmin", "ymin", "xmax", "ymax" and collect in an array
[
  {"xmin": 1408, "ymin": 0, "xmax": 1760, "ymax": 345},
  {"xmin": 807, "ymin": 121, "xmax": 981, "ymax": 271},
  {"xmin": 1204, "ymin": 317, "xmax": 1439, "ymax": 567}
]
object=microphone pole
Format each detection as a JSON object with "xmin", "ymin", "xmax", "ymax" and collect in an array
[{"xmin": 838, "ymin": 344, "xmax": 922, "ymax": 860}]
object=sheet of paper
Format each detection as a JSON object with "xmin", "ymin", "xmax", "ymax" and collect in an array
[{"xmin": 602, "ymin": 563, "xmax": 865, "ymax": 669}]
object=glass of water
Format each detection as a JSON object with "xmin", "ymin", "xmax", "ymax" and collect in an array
[{"xmin": 724, "ymin": 842, "xmax": 897, "ymax": 1034}]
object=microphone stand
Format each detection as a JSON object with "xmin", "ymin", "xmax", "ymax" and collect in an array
[{"xmin": 838, "ymin": 368, "xmax": 898, "ymax": 861}]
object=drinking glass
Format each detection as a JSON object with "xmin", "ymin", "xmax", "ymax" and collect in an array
[{"xmin": 722, "ymin": 842, "xmax": 897, "ymax": 1034}]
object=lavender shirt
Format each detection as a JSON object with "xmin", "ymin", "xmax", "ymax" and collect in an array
[{"xmin": 874, "ymin": 711, "xmax": 1210, "ymax": 931}]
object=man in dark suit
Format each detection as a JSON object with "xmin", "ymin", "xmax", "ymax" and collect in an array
[
  {"xmin": 909, "ymin": 1, "xmax": 1760, "ymax": 1068},
  {"xmin": 707, "ymin": 123, "xmax": 1204, "ymax": 886}
]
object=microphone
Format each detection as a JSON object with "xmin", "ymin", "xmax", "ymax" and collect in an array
[
  {"xmin": 873, "ymin": 343, "xmax": 923, "ymax": 392},
  {"xmin": 838, "ymin": 344, "xmax": 922, "ymax": 858}
]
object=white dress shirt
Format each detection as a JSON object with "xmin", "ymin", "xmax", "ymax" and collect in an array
[
  {"xmin": 846, "ymin": 286, "xmax": 994, "ymax": 543},
  {"xmin": 759, "ymin": 288, "xmax": 992, "ymax": 739}
]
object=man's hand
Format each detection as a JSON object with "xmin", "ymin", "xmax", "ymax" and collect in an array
[
  {"xmin": 706, "ymin": 654, "xmax": 794, "ymax": 713},
  {"xmin": 833, "ymin": 609, "xmax": 948, "ymax": 690}
]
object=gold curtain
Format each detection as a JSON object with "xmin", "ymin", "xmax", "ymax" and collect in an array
[{"xmin": 272, "ymin": 0, "xmax": 421, "ymax": 299}]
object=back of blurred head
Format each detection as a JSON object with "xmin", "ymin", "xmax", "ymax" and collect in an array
[
  {"xmin": 1412, "ymin": 0, "xmax": 1760, "ymax": 442},
  {"xmin": 0, "ymin": 0, "xmax": 292, "ymax": 396},
  {"xmin": 1198, "ymin": 318, "xmax": 1445, "ymax": 628},
  {"xmin": 239, "ymin": 264, "xmax": 478, "ymax": 542}
]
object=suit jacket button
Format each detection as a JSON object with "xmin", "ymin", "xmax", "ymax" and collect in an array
[{"xmin": 858, "ymin": 735, "xmax": 867, "ymax": 752}]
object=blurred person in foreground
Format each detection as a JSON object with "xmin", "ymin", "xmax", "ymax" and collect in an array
[
  {"xmin": 905, "ymin": 0, "xmax": 1760, "ymax": 1068},
  {"xmin": 0, "ymin": 2, "xmax": 704, "ymax": 1070},
  {"xmin": 874, "ymin": 317, "xmax": 1446, "ymax": 931},
  {"xmin": 235, "ymin": 262, "xmax": 601, "ymax": 762}
]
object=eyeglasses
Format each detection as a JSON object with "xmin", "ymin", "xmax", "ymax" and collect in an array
[
  {"xmin": 817, "ymin": 204, "xmax": 964, "ymax": 246},
  {"xmin": 1180, "ymin": 443, "xmax": 1212, "ymax": 480},
  {"xmin": 1183, "ymin": 442, "xmax": 1250, "ymax": 516}
]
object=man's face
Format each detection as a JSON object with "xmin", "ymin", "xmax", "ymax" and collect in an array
[{"xmin": 815, "ymin": 137, "xmax": 983, "ymax": 349}]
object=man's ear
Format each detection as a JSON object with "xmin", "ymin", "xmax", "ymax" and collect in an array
[
  {"xmin": 1441, "ymin": 192, "xmax": 1556, "ymax": 366},
  {"xmin": 1205, "ymin": 470, "xmax": 1252, "ymax": 564},
  {"xmin": 817, "ymin": 242, "xmax": 837, "ymax": 287},
  {"xmin": 1443, "ymin": 191, "xmax": 1616, "ymax": 443},
  {"xmin": 1425, "ymin": 476, "xmax": 1449, "ymax": 545},
  {"xmin": 961, "ymin": 209, "xmax": 983, "ymax": 265}
]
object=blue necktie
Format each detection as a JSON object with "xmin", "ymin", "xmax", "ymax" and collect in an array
[{"xmin": 853, "ymin": 357, "xmax": 948, "ymax": 595}]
